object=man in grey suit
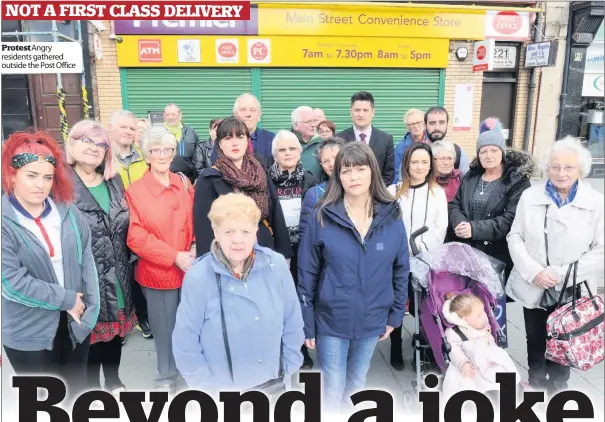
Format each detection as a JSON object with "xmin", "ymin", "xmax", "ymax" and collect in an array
[{"xmin": 337, "ymin": 91, "xmax": 395, "ymax": 185}]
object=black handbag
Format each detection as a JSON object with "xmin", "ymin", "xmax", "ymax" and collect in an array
[
  {"xmin": 540, "ymin": 206, "xmax": 581, "ymax": 309},
  {"xmin": 215, "ymin": 273, "xmax": 286, "ymax": 400}
]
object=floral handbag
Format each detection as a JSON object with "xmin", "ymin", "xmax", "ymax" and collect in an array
[{"xmin": 545, "ymin": 262, "xmax": 605, "ymax": 370}]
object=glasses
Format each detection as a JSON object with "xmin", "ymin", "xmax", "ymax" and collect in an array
[
  {"xmin": 78, "ymin": 137, "xmax": 109, "ymax": 152},
  {"xmin": 548, "ymin": 165, "xmax": 578, "ymax": 174},
  {"xmin": 149, "ymin": 148, "xmax": 175, "ymax": 157},
  {"xmin": 298, "ymin": 120, "xmax": 314, "ymax": 125},
  {"xmin": 318, "ymin": 130, "xmax": 332, "ymax": 135},
  {"xmin": 435, "ymin": 156, "xmax": 454, "ymax": 162},
  {"xmin": 406, "ymin": 121, "xmax": 423, "ymax": 129}
]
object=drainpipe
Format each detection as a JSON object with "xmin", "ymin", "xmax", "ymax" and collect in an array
[
  {"xmin": 523, "ymin": 3, "xmax": 543, "ymax": 152},
  {"xmin": 555, "ymin": 3, "xmax": 574, "ymax": 140}
]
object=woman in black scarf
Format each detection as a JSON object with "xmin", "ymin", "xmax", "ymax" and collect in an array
[{"xmin": 269, "ymin": 129, "xmax": 313, "ymax": 369}]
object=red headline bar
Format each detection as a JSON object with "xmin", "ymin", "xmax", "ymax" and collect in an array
[{"xmin": 1, "ymin": 1, "xmax": 251, "ymax": 20}]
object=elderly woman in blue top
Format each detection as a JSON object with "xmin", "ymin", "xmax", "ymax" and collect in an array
[
  {"xmin": 298, "ymin": 141, "xmax": 409, "ymax": 411},
  {"xmin": 173, "ymin": 193, "xmax": 304, "ymax": 392},
  {"xmin": 1, "ymin": 131, "xmax": 99, "ymax": 400}
]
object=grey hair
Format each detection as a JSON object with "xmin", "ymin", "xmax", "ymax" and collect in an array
[
  {"xmin": 164, "ymin": 103, "xmax": 181, "ymax": 113},
  {"xmin": 546, "ymin": 136, "xmax": 592, "ymax": 178},
  {"xmin": 233, "ymin": 93, "xmax": 261, "ymax": 114},
  {"xmin": 140, "ymin": 126, "xmax": 178, "ymax": 158},
  {"xmin": 432, "ymin": 140, "xmax": 457, "ymax": 158},
  {"xmin": 291, "ymin": 106, "xmax": 313, "ymax": 126},
  {"xmin": 272, "ymin": 130, "xmax": 302, "ymax": 157},
  {"xmin": 110, "ymin": 110, "xmax": 137, "ymax": 126}
]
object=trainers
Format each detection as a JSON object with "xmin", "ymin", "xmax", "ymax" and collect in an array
[
  {"xmin": 110, "ymin": 386, "xmax": 125, "ymax": 400},
  {"xmin": 156, "ymin": 384, "xmax": 176, "ymax": 396},
  {"xmin": 121, "ymin": 336, "xmax": 127, "ymax": 345},
  {"xmin": 137, "ymin": 319, "xmax": 153, "ymax": 339}
]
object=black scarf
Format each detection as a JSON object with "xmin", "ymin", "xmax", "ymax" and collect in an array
[{"xmin": 269, "ymin": 162, "xmax": 305, "ymax": 188}]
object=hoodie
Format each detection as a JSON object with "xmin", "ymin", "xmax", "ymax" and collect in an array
[{"xmin": 1, "ymin": 196, "xmax": 100, "ymax": 351}]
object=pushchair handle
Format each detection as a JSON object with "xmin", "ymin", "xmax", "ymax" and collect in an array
[{"xmin": 409, "ymin": 226, "xmax": 429, "ymax": 257}]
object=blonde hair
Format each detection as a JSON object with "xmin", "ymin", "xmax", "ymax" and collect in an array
[
  {"xmin": 404, "ymin": 108, "xmax": 424, "ymax": 124},
  {"xmin": 66, "ymin": 119, "xmax": 115, "ymax": 180},
  {"xmin": 208, "ymin": 193, "xmax": 261, "ymax": 228},
  {"xmin": 445, "ymin": 293, "xmax": 483, "ymax": 318}
]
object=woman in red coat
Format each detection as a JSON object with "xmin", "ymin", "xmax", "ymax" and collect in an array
[{"xmin": 126, "ymin": 127, "xmax": 195, "ymax": 394}]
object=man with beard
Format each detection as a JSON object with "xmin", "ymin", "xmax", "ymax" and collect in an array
[{"xmin": 425, "ymin": 106, "xmax": 470, "ymax": 174}]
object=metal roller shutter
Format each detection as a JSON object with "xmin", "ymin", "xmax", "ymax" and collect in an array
[
  {"xmin": 121, "ymin": 68, "xmax": 252, "ymax": 135},
  {"xmin": 259, "ymin": 68, "xmax": 442, "ymax": 142}
]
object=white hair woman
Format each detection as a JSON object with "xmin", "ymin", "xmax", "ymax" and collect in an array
[
  {"xmin": 291, "ymin": 105, "xmax": 322, "ymax": 177},
  {"xmin": 269, "ymin": 130, "xmax": 313, "ymax": 369},
  {"xmin": 506, "ymin": 136, "xmax": 604, "ymax": 395},
  {"xmin": 432, "ymin": 140, "xmax": 463, "ymax": 202},
  {"xmin": 173, "ymin": 193, "xmax": 304, "ymax": 393},
  {"xmin": 66, "ymin": 120, "xmax": 137, "ymax": 395},
  {"xmin": 125, "ymin": 127, "xmax": 195, "ymax": 394}
]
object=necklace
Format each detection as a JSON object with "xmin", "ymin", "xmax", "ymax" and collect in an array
[
  {"xmin": 479, "ymin": 177, "xmax": 499, "ymax": 196},
  {"xmin": 78, "ymin": 170, "xmax": 98, "ymax": 186}
]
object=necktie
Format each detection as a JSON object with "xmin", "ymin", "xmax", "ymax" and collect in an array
[{"xmin": 359, "ymin": 133, "xmax": 367, "ymax": 144}]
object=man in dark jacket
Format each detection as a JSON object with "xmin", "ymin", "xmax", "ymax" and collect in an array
[
  {"xmin": 195, "ymin": 118, "xmax": 221, "ymax": 177},
  {"xmin": 234, "ymin": 93, "xmax": 275, "ymax": 168},
  {"xmin": 337, "ymin": 91, "xmax": 395, "ymax": 185},
  {"xmin": 164, "ymin": 103, "xmax": 201, "ymax": 183}
]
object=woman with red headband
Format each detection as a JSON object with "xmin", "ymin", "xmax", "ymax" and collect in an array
[{"xmin": 1, "ymin": 131, "xmax": 100, "ymax": 399}]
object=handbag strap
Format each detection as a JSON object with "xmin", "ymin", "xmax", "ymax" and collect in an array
[
  {"xmin": 215, "ymin": 273, "xmax": 234, "ymax": 383},
  {"xmin": 215, "ymin": 273, "xmax": 284, "ymax": 383},
  {"xmin": 544, "ymin": 205, "xmax": 550, "ymax": 266}
]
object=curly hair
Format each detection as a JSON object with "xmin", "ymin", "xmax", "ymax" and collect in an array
[{"xmin": 1, "ymin": 131, "xmax": 74, "ymax": 203}]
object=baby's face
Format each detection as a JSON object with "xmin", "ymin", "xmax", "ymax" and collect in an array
[{"xmin": 464, "ymin": 302, "xmax": 488, "ymax": 330}]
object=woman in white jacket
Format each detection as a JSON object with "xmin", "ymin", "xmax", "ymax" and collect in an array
[
  {"xmin": 506, "ymin": 136, "xmax": 604, "ymax": 395},
  {"xmin": 388, "ymin": 142, "xmax": 448, "ymax": 370}
]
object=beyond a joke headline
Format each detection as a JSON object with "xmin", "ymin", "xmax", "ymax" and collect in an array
[{"xmin": 1, "ymin": 1, "xmax": 250, "ymax": 20}]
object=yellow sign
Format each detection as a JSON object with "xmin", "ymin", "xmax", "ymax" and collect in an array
[
  {"xmin": 257, "ymin": 5, "xmax": 485, "ymax": 39},
  {"xmin": 117, "ymin": 35, "xmax": 449, "ymax": 68}
]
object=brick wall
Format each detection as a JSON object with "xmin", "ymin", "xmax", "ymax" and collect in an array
[
  {"xmin": 444, "ymin": 40, "xmax": 539, "ymax": 161},
  {"xmin": 94, "ymin": 21, "xmax": 122, "ymax": 125},
  {"xmin": 444, "ymin": 41, "xmax": 485, "ymax": 159}
]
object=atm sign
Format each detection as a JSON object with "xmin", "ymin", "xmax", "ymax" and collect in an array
[{"xmin": 139, "ymin": 40, "xmax": 162, "ymax": 62}]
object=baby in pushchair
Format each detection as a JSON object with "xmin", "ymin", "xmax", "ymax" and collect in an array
[
  {"xmin": 404, "ymin": 240, "xmax": 519, "ymax": 404},
  {"xmin": 442, "ymin": 292, "xmax": 520, "ymax": 400}
]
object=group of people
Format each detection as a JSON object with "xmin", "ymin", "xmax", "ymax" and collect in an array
[{"xmin": 1, "ymin": 89, "xmax": 603, "ymax": 412}]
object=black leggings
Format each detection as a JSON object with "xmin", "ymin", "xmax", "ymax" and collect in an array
[
  {"xmin": 4, "ymin": 312, "xmax": 90, "ymax": 400},
  {"xmin": 87, "ymin": 336, "xmax": 123, "ymax": 390}
]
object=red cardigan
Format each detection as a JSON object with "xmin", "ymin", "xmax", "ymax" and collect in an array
[{"xmin": 126, "ymin": 171, "xmax": 194, "ymax": 290}]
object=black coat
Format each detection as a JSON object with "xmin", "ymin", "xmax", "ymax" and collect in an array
[
  {"xmin": 72, "ymin": 171, "xmax": 133, "ymax": 322},
  {"xmin": 193, "ymin": 167, "xmax": 294, "ymax": 259},
  {"xmin": 170, "ymin": 124, "xmax": 201, "ymax": 183},
  {"xmin": 448, "ymin": 150, "xmax": 534, "ymax": 276},
  {"xmin": 194, "ymin": 138, "xmax": 214, "ymax": 177},
  {"xmin": 337, "ymin": 126, "xmax": 395, "ymax": 186}
]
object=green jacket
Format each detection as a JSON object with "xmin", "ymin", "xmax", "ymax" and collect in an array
[{"xmin": 293, "ymin": 129, "xmax": 323, "ymax": 177}]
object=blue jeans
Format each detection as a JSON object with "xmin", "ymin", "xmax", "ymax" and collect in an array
[{"xmin": 316, "ymin": 334, "xmax": 379, "ymax": 409}]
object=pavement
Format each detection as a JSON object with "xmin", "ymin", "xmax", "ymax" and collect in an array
[{"xmin": 2, "ymin": 176, "xmax": 604, "ymax": 420}]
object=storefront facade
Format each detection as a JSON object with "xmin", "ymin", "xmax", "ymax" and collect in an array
[{"xmin": 95, "ymin": 2, "xmax": 538, "ymax": 153}]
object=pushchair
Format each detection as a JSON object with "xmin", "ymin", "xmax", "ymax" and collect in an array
[{"xmin": 402, "ymin": 228, "xmax": 508, "ymax": 405}]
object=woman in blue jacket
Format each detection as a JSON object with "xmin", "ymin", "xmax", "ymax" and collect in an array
[
  {"xmin": 173, "ymin": 193, "xmax": 304, "ymax": 392},
  {"xmin": 297, "ymin": 142, "xmax": 410, "ymax": 410}
]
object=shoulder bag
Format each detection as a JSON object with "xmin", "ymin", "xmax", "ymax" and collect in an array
[
  {"xmin": 215, "ymin": 273, "xmax": 286, "ymax": 400},
  {"xmin": 545, "ymin": 262, "xmax": 604, "ymax": 370}
]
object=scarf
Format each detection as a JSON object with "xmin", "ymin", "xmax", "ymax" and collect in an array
[
  {"xmin": 164, "ymin": 122, "xmax": 183, "ymax": 142},
  {"xmin": 545, "ymin": 180, "xmax": 578, "ymax": 208},
  {"xmin": 269, "ymin": 162, "xmax": 305, "ymax": 188},
  {"xmin": 214, "ymin": 152, "xmax": 270, "ymax": 220},
  {"xmin": 211, "ymin": 240, "xmax": 255, "ymax": 282}
]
